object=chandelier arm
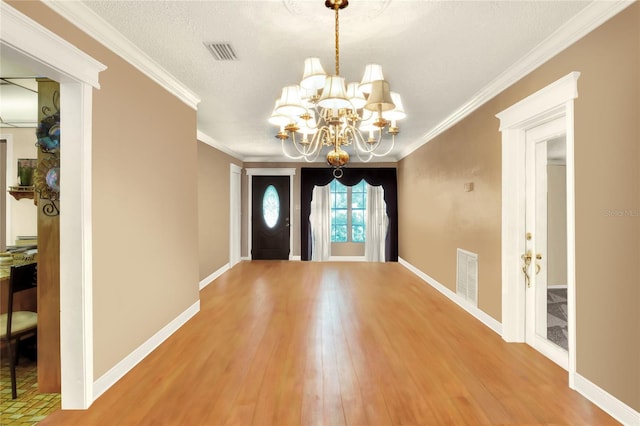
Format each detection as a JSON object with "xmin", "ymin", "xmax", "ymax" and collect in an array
[
  {"xmin": 280, "ymin": 138, "xmax": 307, "ymax": 160},
  {"xmin": 349, "ymin": 127, "xmax": 374, "ymax": 162},
  {"xmin": 288, "ymin": 132, "xmax": 312, "ymax": 156},
  {"xmin": 303, "ymin": 106, "xmax": 323, "ymax": 131},
  {"xmin": 353, "ymin": 126, "xmax": 382, "ymax": 153},
  {"xmin": 287, "ymin": 127, "xmax": 326, "ymax": 162},
  {"xmin": 368, "ymin": 133, "xmax": 396, "ymax": 157},
  {"xmin": 291, "ymin": 130, "xmax": 324, "ymax": 158},
  {"xmin": 308, "ymin": 130, "xmax": 325, "ymax": 162},
  {"xmin": 304, "ymin": 130, "xmax": 325, "ymax": 163}
]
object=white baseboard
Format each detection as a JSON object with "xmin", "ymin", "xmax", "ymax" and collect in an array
[
  {"xmin": 199, "ymin": 263, "xmax": 230, "ymax": 290},
  {"xmin": 93, "ymin": 300, "xmax": 200, "ymax": 401},
  {"xmin": 573, "ymin": 374, "xmax": 640, "ymax": 426},
  {"xmin": 328, "ymin": 256, "xmax": 366, "ymax": 262},
  {"xmin": 291, "ymin": 255, "xmax": 301, "ymax": 261},
  {"xmin": 398, "ymin": 257, "xmax": 503, "ymax": 336}
]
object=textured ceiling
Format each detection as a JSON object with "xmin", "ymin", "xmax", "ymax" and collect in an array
[{"xmin": 21, "ymin": 1, "xmax": 597, "ymax": 160}]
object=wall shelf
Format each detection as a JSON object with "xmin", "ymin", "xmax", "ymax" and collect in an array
[{"xmin": 8, "ymin": 186, "xmax": 36, "ymax": 203}]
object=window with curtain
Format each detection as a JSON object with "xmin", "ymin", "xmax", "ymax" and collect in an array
[
  {"xmin": 301, "ymin": 167, "xmax": 398, "ymax": 262},
  {"xmin": 330, "ymin": 179, "xmax": 367, "ymax": 243}
]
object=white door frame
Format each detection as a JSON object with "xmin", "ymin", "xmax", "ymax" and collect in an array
[
  {"xmin": 245, "ymin": 168, "xmax": 296, "ymax": 260},
  {"xmin": 1, "ymin": 2, "xmax": 106, "ymax": 409},
  {"xmin": 229, "ymin": 164, "xmax": 242, "ymax": 267},
  {"xmin": 1, "ymin": 134, "xmax": 14, "ymax": 248},
  {"xmin": 496, "ymin": 72, "xmax": 579, "ymax": 386}
]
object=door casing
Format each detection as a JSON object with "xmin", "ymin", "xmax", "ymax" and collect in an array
[
  {"xmin": 245, "ymin": 168, "xmax": 296, "ymax": 260},
  {"xmin": 497, "ymin": 72, "xmax": 579, "ymax": 387},
  {"xmin": 229, "ymin": 164, "xmax": 242, "ymax": 267},
  {"xmin": 1, "ymin": 2, "xmax": 106, "ymax": 409}
]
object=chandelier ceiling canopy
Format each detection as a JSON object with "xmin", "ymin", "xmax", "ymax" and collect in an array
[{"xmin": 269, "ymin": 0, "xmax": 406, "ymax": 177}]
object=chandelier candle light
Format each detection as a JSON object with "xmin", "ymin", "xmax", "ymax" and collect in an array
[{"xmin": 269, "ymin": 0, "xmax": 406, "ymax": 177}]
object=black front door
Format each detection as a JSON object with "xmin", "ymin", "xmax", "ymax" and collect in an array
[{"xmin": 251, "ymin": 176, "xmax": 290, "ymax": 260}]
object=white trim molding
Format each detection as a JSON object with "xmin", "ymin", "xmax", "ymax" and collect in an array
[
  {"xmin": 43, "ymin": 0, "xmax": 200, "ymax": 109},
  {"xmin": 245, "ymin": 168, "xmax": 297, "ymax": 177},
  {"xmin": 197, "ymin": 130, "xmax": 244, "ymax": 161},
  {"xmin": 59, "ymin": 81, "xmax": 96, "ymax": 410},
  {"xmin": 1, "ymin": 2, "xmax": 107, "ymax": 409},
  {"xmin": 93, "ymin": 301, "xmax": 200, "ymax": 401},
  {"xmin": 246, "ymin": 168, "xmax": 296, "ymax": 260},
  {"xmin": 0, "ymin": 2, "xmax": 106, "ymax": 88},
  {"xmin": 398, "ymin": 0, "xmax": 634, "ymax": 159},
  {"xmin": 328, "ymin": 256, "xmax": 366, "ymax": 262},
  {"xmin": 573, "ymin": 374, "xmax": 640, "ymax": 426},
  {"xmin": 399, "ymin": 257, "xmax": 503, "ymax": 336},
  {"xmin": 1, "ymin": 134, "xmax": 14, "ymax": 248},
  {"xmin": 229, "ymin": 164, "xmax": 242, "ymax": 268},
  {"xmin": 496, "ymin": 73, "xmax": 580, "ymax": 130},
  {"xmin": 199, "ymin": 263, "xmax": 230, "ymax": 291}
]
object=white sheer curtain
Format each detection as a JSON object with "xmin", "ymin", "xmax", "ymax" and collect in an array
[
  {"xmin": 365, "ymin": 184, "xmax": 388, "ymax": 262},
  {"xmin": 309, "ymin": 184, "xmax": 331, "ymax": 261}
]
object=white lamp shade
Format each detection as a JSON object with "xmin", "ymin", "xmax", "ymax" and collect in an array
[
  {"xmin": 359, "ymin": 64, "xmax": 384, "ymax": 94},
  {"xmin": 346, "ymin": 82, "xmax": 366, "ymax": 109},
  {"xmin": 276, "ymin": 85, "xmax": 307, "ymax": 117},
  {"xmin": 364, "ymin": 80, "xmax": 395, "ymax": 112},
  {"xmin": 268, "ymin": 100, "xmax": 290, "ymax": 126},
  {"xmin": 300, "ymin": 57, "xmax": 327, "ymax": 91},
  {"xmin": 318, "ymin": 75, "xmax": 352, "ymax": 110},
  {"xmin": 383, "ymin": 92, "xmax": 406, "ymax": 120}
]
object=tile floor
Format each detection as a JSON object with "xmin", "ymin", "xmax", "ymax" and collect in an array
[{"xmin": 0, "ymin": 352, "xmax": 60, "ymax": 425}]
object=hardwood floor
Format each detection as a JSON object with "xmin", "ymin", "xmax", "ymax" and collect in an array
[{"xmin": 41, "ymin": 261, "xmax": 617, "ymax": 425}]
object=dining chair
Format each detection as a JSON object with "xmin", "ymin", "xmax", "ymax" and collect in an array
[{"xmin": 0, "ymin": 263, "xmax": 38, "ymax": 399}]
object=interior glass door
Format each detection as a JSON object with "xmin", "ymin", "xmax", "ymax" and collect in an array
[{"xmin": 524, "ymin": 118, "xmax": 569, "ymax": 369}]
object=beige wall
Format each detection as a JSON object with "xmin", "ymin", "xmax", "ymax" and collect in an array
[
  {"xmin": 399, "ymin": 3, "xmax": 639, "ymax": 411},
  {"xmin": 10, "ymin": 1, "xmax": 201, "ymax": 379},
  {"xmin": 242, "ymin": 162, "xmax": 396, "ymax": 258},
  {"xmin": 3, "ymin": 128, "xmax": 38, "ymax": 245},
  {"xmin": 198, "ymin": 141, "xmax": 241, "ymax": 281}
]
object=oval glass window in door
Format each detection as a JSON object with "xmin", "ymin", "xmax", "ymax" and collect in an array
[{"xmin": 262, "ymin": 184, "xmax": 280, "ymax": 228}]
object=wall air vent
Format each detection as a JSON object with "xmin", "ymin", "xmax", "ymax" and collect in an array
[
  {"xmin": 456, "ymin": 248, "xmax": 478, "ymax": 307},
  {"xmin": 205, "ymin": 42, "xmax": 238, "ymax": 61}
]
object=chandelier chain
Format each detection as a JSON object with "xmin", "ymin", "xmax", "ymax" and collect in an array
[{"xmin": 334, "ymin": 3, "xmax": 340, "ymax": 76}]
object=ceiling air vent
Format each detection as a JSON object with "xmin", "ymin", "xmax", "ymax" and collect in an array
[{"xmin": 205, "ymin": 42, "xmax": 237, "ymax": 61}]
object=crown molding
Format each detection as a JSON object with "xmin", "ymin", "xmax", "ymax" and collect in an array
[
  {"xmin": 43, "ymin": 0, "xmax": 200, "ymax": 110},
  {"xmin": 241, "ymin": 155, "xmax": 400, "ymax": 164},
  {"xmin": 398, "ymin": 0, "xmax": 636, "ymax": 160},
  {"xmin": 196, "ymin": 130, "xmax": 245, "ymax": 161}
]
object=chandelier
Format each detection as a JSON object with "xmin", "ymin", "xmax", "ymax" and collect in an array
[{"xmin": 269, "ymin": 0, "xmax": 406, "ymax": 177}]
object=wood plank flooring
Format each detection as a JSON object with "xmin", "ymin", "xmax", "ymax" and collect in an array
[{"xmin": 41, "ymin": 261, "xmax": 617, "ymax": 425}]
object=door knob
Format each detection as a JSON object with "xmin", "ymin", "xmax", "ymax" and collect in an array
[{"xmin": 522, "ymin": 250, "xmax": 532, "ymax": 288}]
